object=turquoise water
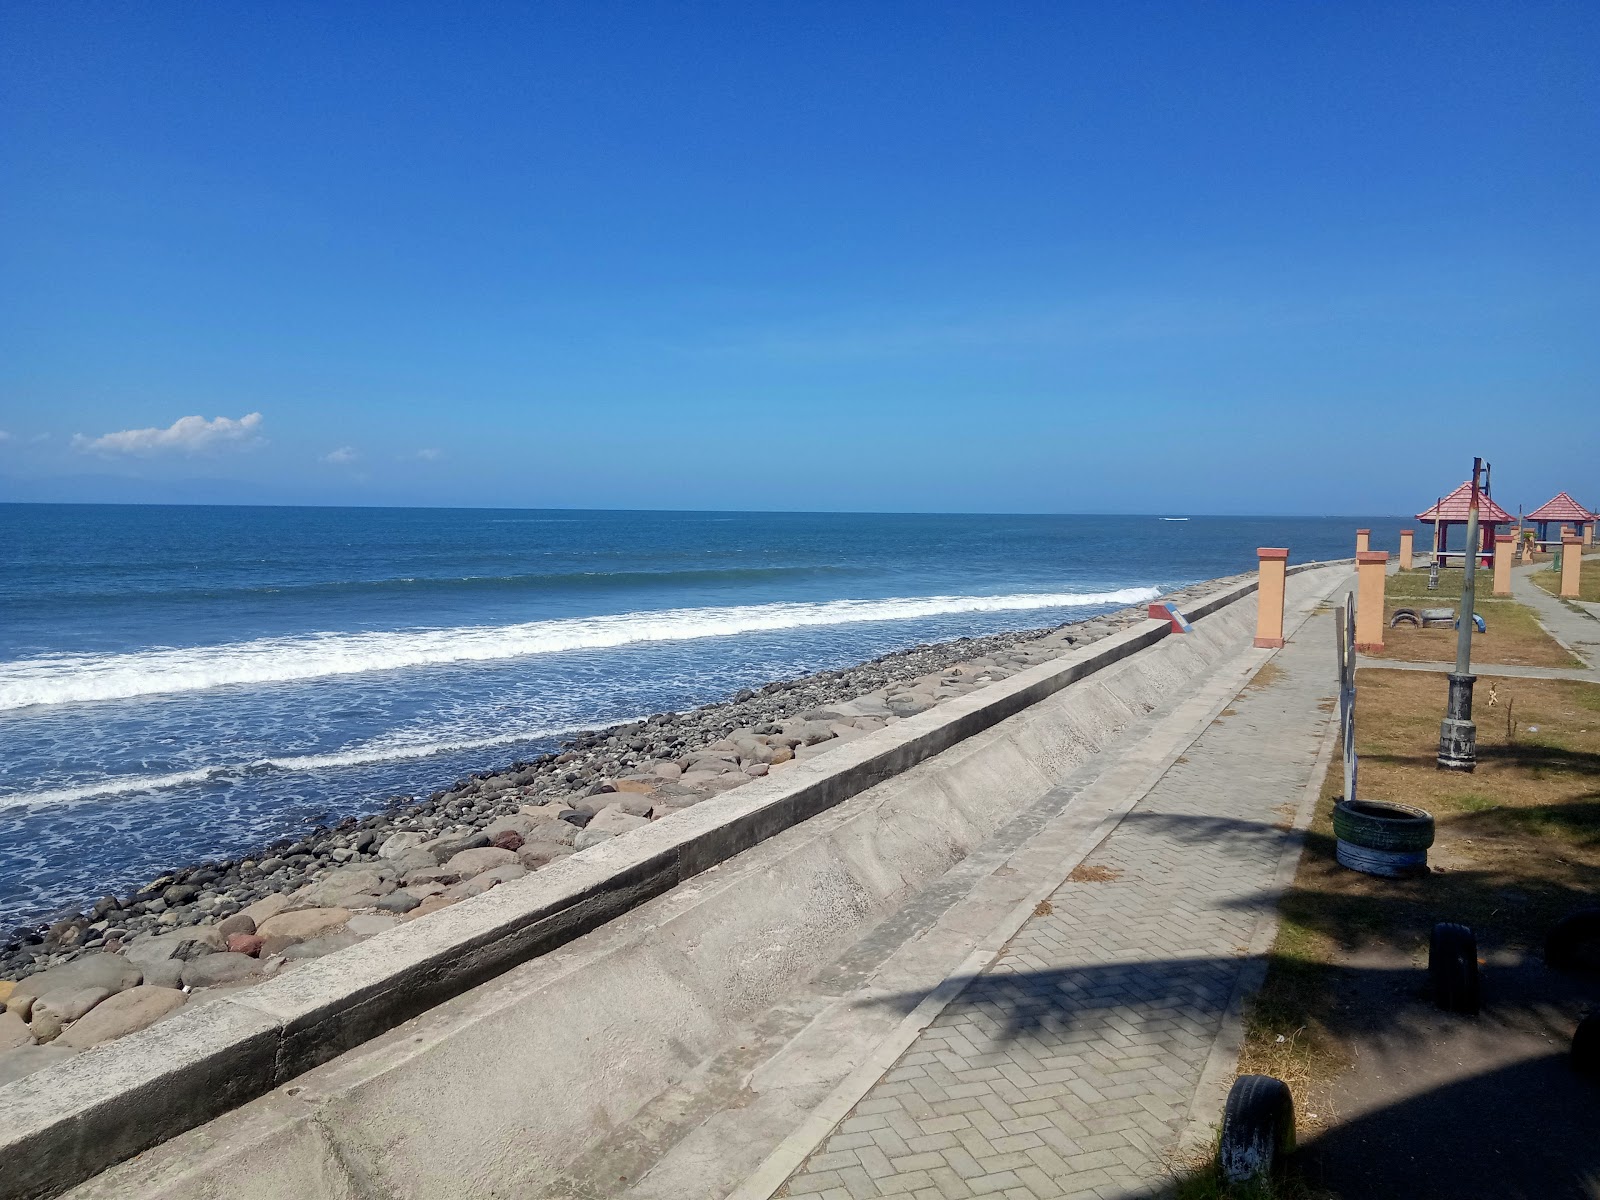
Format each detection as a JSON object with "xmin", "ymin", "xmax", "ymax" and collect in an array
[{"xmin": 0, "ymin": 505, "xmax": 1402, "ymax": 928}]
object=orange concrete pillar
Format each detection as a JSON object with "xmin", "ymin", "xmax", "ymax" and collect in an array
[
  {"xmin": 1398, "ymin": 529, "xmax": 1414, "ymax": 571},
  {"xmin": 1254, "ymin": 548, "xmax": 1288, "ymax": 648},
  {"xmin": 1355, "ymin": 528, "xmax": 1371, "ymax": 555},
  {"xmin": 1493, "ymin": 534, "xmax": 1514, "ymax": 596},
  {"xmin": 1585, "ymin": 523, "xmax": 1594, "ymax": 546},
  {"xmin": 1355, "ymin": 551, "xmax": 1387, "ymax": 652},
  {"xmin": 1561, "ymin": 535, "xmax": 1583, "ymax": 597}
]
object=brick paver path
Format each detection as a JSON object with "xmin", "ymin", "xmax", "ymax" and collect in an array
[{"xmin": 775, "ymin": 607, "xmax": 1336, "ymax": 1200}]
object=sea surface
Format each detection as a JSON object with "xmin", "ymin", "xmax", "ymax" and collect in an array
[{"xmin": 0, "ymin": 505, "xmax": 1405, "ymax": 930}]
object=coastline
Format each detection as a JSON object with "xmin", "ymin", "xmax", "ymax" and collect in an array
[{"xmin": 0, "ymin": 571, "xmax": 1243, "ymax": 993}]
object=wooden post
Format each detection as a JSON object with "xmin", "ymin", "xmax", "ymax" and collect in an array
[
  {"xmin": 1355, "ymin": 551, "xmax": 1388, "ymax": 652},
  {"xmin": 1355, "ymin": 528, "xmax": 1371, "ymax": 555},
  {"xmin": 1254, "ymin": 548, "xmax": 1288, "ymax": 648},
  {"xmin": 1493, "ymin": 534, "xmax": 1513, "ymax": 596},
  {"xmin": 1561, "ymin": 535, "xmax": 1583, "ymax": 598},
  {"xmin": 1398, "ymin": 529, "xmax": 1414, "ymax": 571}
]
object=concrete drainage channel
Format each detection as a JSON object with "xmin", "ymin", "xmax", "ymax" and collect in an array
[{"xmin": 3, "ymin": 564, "xmax": 1346, "ymax": 1200}]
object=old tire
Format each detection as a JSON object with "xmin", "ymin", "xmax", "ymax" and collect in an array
[
  {"xmin": 1545, "ymin": 909, "xmax": 1600, "ymax": 973},
  {"xmin": 1431, "ymin": 922, "xmax": 1480, "ymax": 1015},
  {"xmin": 1572, "ymin": 1015, "xmax": 1600, "ymax": 1077},
  {"xmin": 1332, "ymin": 800, "xmax": 1435, "ymax": 853},
  {"xmin": 1218, "ymin": 1074, "xmax": 1295, "ymax": 1184},
  {"xmin": 1334, "ymin": 840, "xmax": 1428, "ymax": 879},
  {"xmin": 1390, "ymin": 607, "xmax": 1421, "ymax": 628}
]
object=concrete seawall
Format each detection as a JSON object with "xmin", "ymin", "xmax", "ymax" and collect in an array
[{"xmin": 2, "ymin": 563, "xmax": 1343, "ymax": 1200}]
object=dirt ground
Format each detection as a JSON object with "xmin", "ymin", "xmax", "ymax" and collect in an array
[
  {"xmin": 1233, "ymin": 669, "xmax": 1600, "ymax": 1199},
  {"xmin": 1363, "ymin": 570, "xmax": 1581, "ymax": 669}
]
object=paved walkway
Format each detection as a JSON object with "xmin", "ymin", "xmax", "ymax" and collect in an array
[{"xmin": 768, "ymin": 592, "xmax": 1342, "ymax": 1199}]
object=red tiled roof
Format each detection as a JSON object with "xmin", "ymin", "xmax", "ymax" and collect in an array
[
  {"xmin": 1415, "ymin": 481, "xmax": 1513, "ymax": 524},
  {"xmin": 1525, "ymin": 492, "xmax": 1596, "ymax": 522}
]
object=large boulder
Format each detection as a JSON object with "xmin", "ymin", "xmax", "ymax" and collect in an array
[
  {"xmin": 0, "ymin": 1009, "xmax": 30, "ymax": 1051},
  {"xmin": 181, "ymin": 953, "xmax": 264, "ymax": 989},
  {"xmin": 287, "ymin": 866, "xmax": 393, "ymax": 910},
  {"xmin": 122, "ymin": 928, "xmax": 225, "ymax": 970},
  {"xmin": 280, "ymin": 932, "xmax": 364, "ymax": 961},
  {"xmin": 239, "ymin": 893, "xmax": 291, "ymax": 927},
  {"xmin": 377, "ymin": 830, "xmax": 429, "ymax": 860},
  {"xmin": 8, "ymin": 955, "xmax": 142, "ymax": 1012},
  {"xmin": 255, "ymin": 907, "xmax": 351, "ymax": 956},
  {"xmin": 29, "ymin": 987, "xmax": 112, "ymax": 1042},
  {"xmin": 57, "ymin": 986, "xmax": 187, "ymax": 1049},
  {"xmin": 443, "ymin": 847, "xmax": 519, "ymax": 876}
]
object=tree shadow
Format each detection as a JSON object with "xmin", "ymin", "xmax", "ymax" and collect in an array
[{"xmin": 852, "ymin": 806, "xmax": 1600, "ymax": 1198}]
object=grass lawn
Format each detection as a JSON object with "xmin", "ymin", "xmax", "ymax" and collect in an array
[
  {"xmin": 1530, "ymin": 554, "xmax": 1600, "ymax": 603},
  {"xmin": 1362, "ymin": 569, "xmax": 1581, "ymax": 668},
  {"xmin": 1174, "ymin": 669, "xmax": 1600, "ymax": 1198}
]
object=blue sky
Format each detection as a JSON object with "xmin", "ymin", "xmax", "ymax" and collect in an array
[{"xmin": 1, "ymin": 2, "xmax": 1595, "ymax": 514}]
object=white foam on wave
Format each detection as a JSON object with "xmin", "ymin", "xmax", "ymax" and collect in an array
[
  {"xmin": 0, "ymin": 725, "xmax": 578, "ymax": 811},
  {"xmin": 0, "ymin": 586, "xmax": 1160, "ymax": 712}
]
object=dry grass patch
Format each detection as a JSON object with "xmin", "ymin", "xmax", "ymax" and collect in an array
[
  {"xmin": 1068, "ymin": 863, "xmax": 1122, "ymax": 883},
  {"xmin": 1231, "ymin": 669, "xmax": 1600, "ymax": 1187},
  {"xmin": 1364, "ymin": 570, "xmax": 1580, "ymax": 667}
]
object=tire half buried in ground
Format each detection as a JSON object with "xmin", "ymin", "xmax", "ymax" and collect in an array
[
  {"xmin": 1219, "ymin": 1074, "xmax": 1296, "ymax": 1184},
  {"xmin": 1430, "ymin": 922, "xmax": 1481, "ymax": 1015}
]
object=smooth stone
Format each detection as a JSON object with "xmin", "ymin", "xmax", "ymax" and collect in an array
[
  {"xmin": 239, "ymin": 893, "xmax": 291, "ymax": 926},
  {"xmin": 0, "ymin": 1009, "xmax": 31, "ymax": 1050},
  {"xmin": 227, "ymin": 933, "xmax": 266, "ymax": 956},
  {"xmin": 377, "ymin": 831, "xmax": 429, "ymax": 860},
  {"xmin": 401, "ymin": 865, "xmax": 463, "ymax": 887},
  {"xmin": 605, "ymin": 795, "xmax": 653, "ymax": 818},
  {"xmin": 9, "ymin": 955, "xmax": 142, "ymax": 1007},
  {"xmin": 572, "ymin": 827, "xmax": 618, "ymax": 851},
  {"xmin": 255, "ymin": 907, "xmax": 351, "ymax": 945},
  {"xmin": 517, "ymin": 842, "xmax": 575, "ymax": 869},
  {"xmin": 288, "ymin": 867, "xmax": 392, "ymax": 910},
  {"xmin": 444, "ymin": 847, "xmax": 519, "ymax": 875},
  {"xmin": 424, "ymin": 831, "xmax": 490, "ymax": 864},
  {"xmin": 57, "ymin": 986, "xmax": 187, "ymax": 1050},
  {"xmin": 443, "ymin": 864, "xmax": 526, "ymax": 900},
  {"xmin": 280, "ymin": 932, "xmax": 363, "ymax": 961},
  {"xmin": 30, "ymin": 987, "xmax": 112, "ymax": 1042},
  {"xmin": 216, "ymin": 913, "xmax": 256, "ymax": 938},
  {"xmin": 401, "ymin": 895, "xmax": 457, "ymax": 921},
  {"xmin": 180, "ymin": 953, "xmax": 264, "ymax": 988},
  {"xmin": 0, "ymin": 1043, "xmax": 79, "ymax": 1087},
  {"xmin": 142, "ymin": 960, "xmax": 184, "ymax": 989},
  {"xmin": 584, "ymin": 808, "xmax": 650, "ymax": 837},
  {"xmin": 483, "ymin": 814, "xmax": 539, "ymax": 840},
  {"xmin": 374, "ymin": 892, "xmax": 421, "ymax": 914}
]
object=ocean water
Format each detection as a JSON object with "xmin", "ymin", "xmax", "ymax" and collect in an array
[{"xmin": 0, "ymin": 505, "xmax": 1403, "ymax": 930}]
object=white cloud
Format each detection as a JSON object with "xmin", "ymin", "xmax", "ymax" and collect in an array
[
  {"xmin": 0, "ymin": 430, "xmax": 10, "ymax": 443},
  {"xmin": 323, "ymin": 446, "xmax": 359, "ymax": 464},
  {"xmin": 72, "ymin": 412, "xmax": 264, "ymax": 456},
  {"xmin": 413, "ymin": 448, "xmax": 442, "ymax": 461}
]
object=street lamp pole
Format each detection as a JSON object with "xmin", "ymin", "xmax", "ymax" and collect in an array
[{"xmin": 1438, "ymin": 456, "xmax": 1484, "ymax": 771}]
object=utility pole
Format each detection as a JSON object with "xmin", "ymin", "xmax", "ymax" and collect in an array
[{"xmin": 1438, "ymin": 457, "xmax": 1485, "ymax": 771}]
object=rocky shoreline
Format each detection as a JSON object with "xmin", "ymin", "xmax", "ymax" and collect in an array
[{"xmin": 0, "ymin": 573, "xmax": 1246, "ymax": 1081}]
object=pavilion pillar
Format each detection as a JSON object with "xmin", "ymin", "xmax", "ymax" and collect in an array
[
  {"xmin": 1398, "ymin": 529, "xmax": 1414, "ymax": 571},
  {"xmin": 1254, "ymin": 548, "xmax": 1288, "ymax": 648},
  {"xmin": 1355, "ymin": 551, "xmax": 1388, "ymax": 652},
  {"xmin": 1561, "ymin": 535, "xmax": 1583, "ymax": 598},
  {"xmin": 1586, "ymin": 523, "xmax": 1594, "ymax": 547},
  {"xmin": 1492, "ymin": 534, "xmax": 1514, "ymax": 596},
  {"xmin": 1355, "ymin": 528, "xmax": 1370, "ymax": 555}
]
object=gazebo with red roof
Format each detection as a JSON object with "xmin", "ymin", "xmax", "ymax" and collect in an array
[
  {"xmin": 1525, "ymin": 492, "xmax": 1596, "ymax": 549},
  {"xmin": 1417, "ymin": 481, "xmax": 1513, "ymax": 567}
]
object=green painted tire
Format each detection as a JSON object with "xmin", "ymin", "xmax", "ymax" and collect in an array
[{"xmin": 1332, "ymin": 800, "xmax": 1435, "ymax": 852}]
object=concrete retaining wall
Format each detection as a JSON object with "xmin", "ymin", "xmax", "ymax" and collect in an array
[{"xmin": 2, "ymin": 564, "xmax": 1342, "ymax": 1200}]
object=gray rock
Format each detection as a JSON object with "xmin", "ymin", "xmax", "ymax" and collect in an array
[
  {"xmin": 180, "ymin": 953, "xmax": 264, "ymax": 988},
  {"xmin": 443, "ymin": 863, "xmax": 526, "ymax": 899},
  {"xmin": 122, "ymin": 927, "xmax": 226, "ymax": 969},
  {"xmin": 0, "ymin": 1042, "xmax": 79, "ymax": 1087},
  {"xmin": 216, "ymin": 913, "xmax": 256, "ymax": 938},
  {"xmin": 444, "ymin": 847, "xmax": 519, "ymax": 876},
  {"xmin": 287, "ymin": 866, "xmax": 392, "ymax": 910},
  {"xmin": 9, "ymin": 954, "xmax": 143, "ymax": 1008},
  {"xmin": 0, "ymin": 1009, "xmax": 31, "ymax": 1050},
  {"xmin": 573, "ymin": 827, "xmax": 618, "ymax": 851},
  {"xmin": 425, "ymin": 831, "xmax": 490, "ymax": 864},
  {"xmin": 377, "ymin": 830, "xmax": 428, "ymax": 860},
  {"xmin": 374, "ymin": 891, "xmax": 421, "ymax": 914},
  {"xmin": 344, "ymin": 913, "xmax": 400, "ymax": 936},
  {"xmin": 57, "ymin": 986, "xmax": 187, "ymax": 1050},
  {"xmin": 29, "ymin": 987, "xmax": 112, "ymax": 1042},
  {"xmin": 280, "ymin": 932, "xmax": 363, "ymax": 961}
]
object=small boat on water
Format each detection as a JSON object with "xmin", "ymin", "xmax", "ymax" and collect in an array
[{"xmin": 1161, "ymin": 517, "xmax": 1190, "ymax": 522}]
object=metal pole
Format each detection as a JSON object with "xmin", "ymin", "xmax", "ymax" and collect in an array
[{"xmin": 1439, "ymin": 458, "xmax": 1481, "ymax": 771}]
